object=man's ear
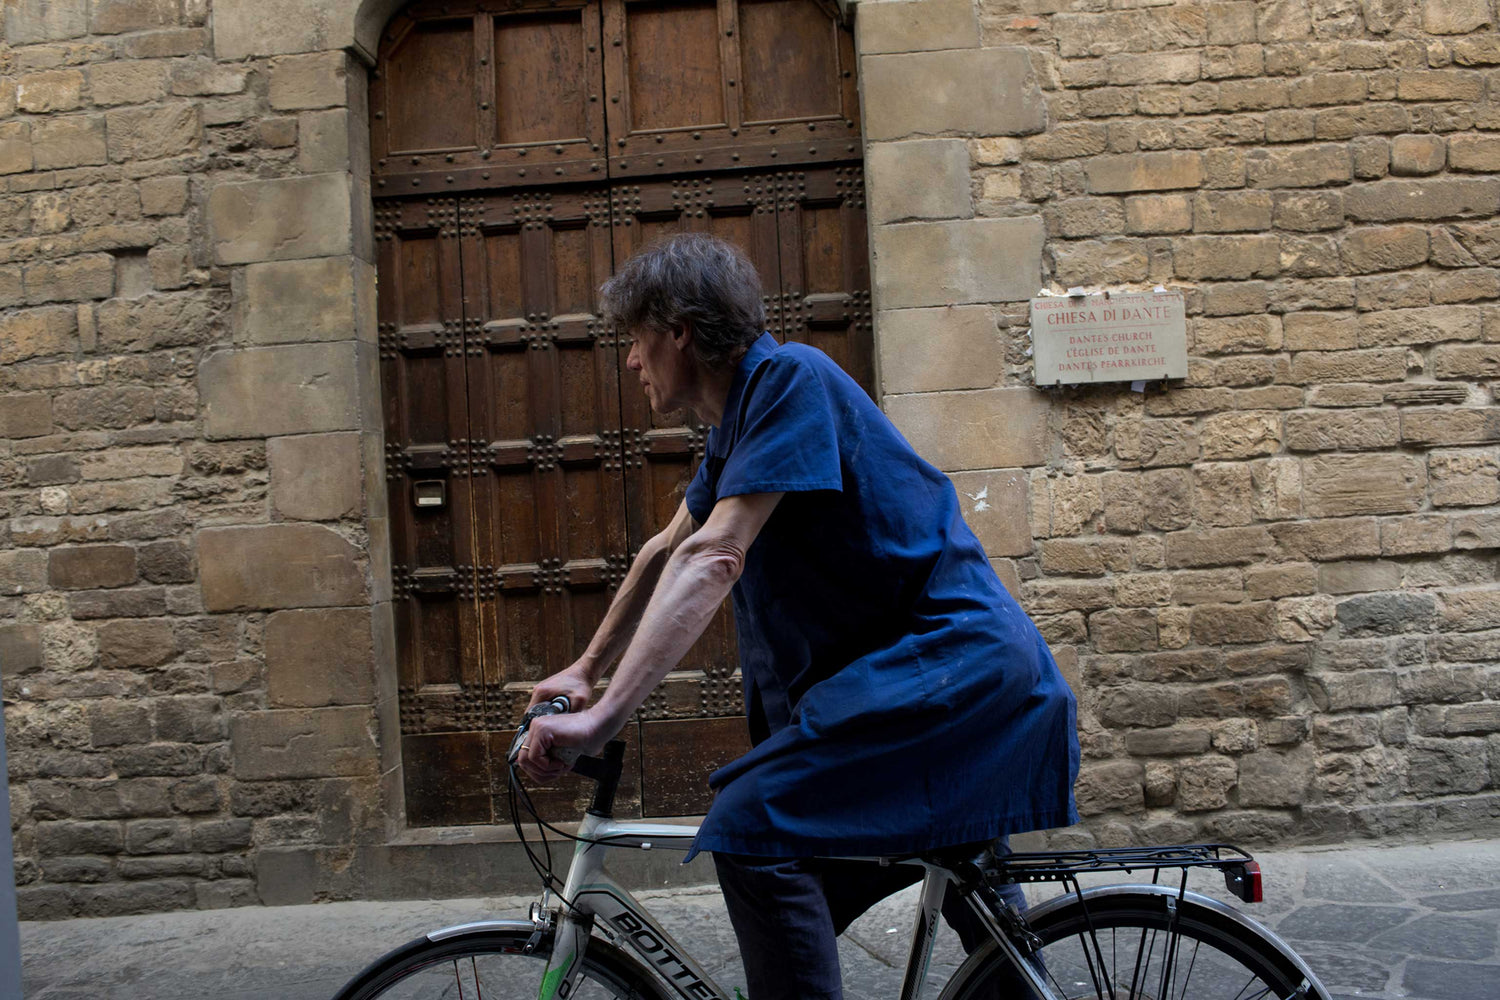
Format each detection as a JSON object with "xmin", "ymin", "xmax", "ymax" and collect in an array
[{"xmin": 672, "ymin": 321, "xmax": 693, "ymax": 352}]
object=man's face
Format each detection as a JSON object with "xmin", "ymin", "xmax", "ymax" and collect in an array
[{"xmin": 625, "ymin": 324, "xmax": 691, "ymax": 414}]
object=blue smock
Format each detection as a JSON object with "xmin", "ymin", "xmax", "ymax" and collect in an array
[{"xmin": 683, "ymin": 333, "xmax": 1079, "ymax": 861}]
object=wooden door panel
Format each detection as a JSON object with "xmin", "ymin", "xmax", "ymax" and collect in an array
[
  {"xmin": 777, "ymin": 164, "xmax": 874, "ymax": 396},
  {"xmin": 383, "ymin": 17, "xmax": 481, "ymax": 155},
  {"xmin": 738, "ymin": 0, "xmax": 841, "ymax": 124},
  {"xmin": 603, "ymin": 0, "xmax": 859, "ymax": 180},
  {"xmin": 639, "ymin": 717, "xmax": 753, "ymax": 816},
  {"xmin": 374, "ymin": 1, "xmax": 607, "ymax": 196},
  {"xmin": 462, "ymin": 189, "xmax": 634, "ymax": 809},
  {"xmin": 377, "ymin": 198, "xmax": 496, "ymax": 825}
]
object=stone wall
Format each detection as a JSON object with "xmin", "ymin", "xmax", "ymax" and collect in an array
[
  {"xmin": 869, "ymin": 0, "xmax": 1500, "ymax": 849},
  {"xmin": 3, "ymin": 0, "xmax": 1499, "ymax": 921},
  {"xmin": 0, "ymin": 0, "xmax": 396, "ymax": 918}
]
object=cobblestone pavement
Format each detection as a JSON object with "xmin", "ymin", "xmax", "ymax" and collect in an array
[{"xmin": 19, "ymin": 839, "xmax": 1499, "ymax": 999}]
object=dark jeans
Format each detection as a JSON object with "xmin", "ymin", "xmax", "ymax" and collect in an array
[{"xmin": 713, "ymin": 842, "xmax": 1029, "ymax": 1000}]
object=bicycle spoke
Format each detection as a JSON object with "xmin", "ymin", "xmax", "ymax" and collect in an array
[
  {"xmin": 472, "ymin": 956, "xmax": 483, "ymax": 1000},
  {"xmin": 454, "ymin": 960, "xmax": 467, "ymax": 1000},
  {"xmin": 1175, "ymin": 940, "xmax": 1200, "ymax": 1000}
]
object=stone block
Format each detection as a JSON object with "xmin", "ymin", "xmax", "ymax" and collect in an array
[
  {"xmin": 1390, "ymin": 135, "xmax": 1447, "ymax": 177},
  {"xmin": 1164, "ymin": 526, "xmax": 1275, "ymax": 567},
  {"xmin": 242, "ymin": 256, "xmax": 364, "ymax": 345},
  {"xmin": 32, "ymin": 115, "xmax": 108, "ymax": 170},
  {"xmin": 96, "ymin": 618, "xmax": 177, "ymax": 669},
  {"xmin": 867, "ymin": 140, "xmax": 971, "ymax": 225},
  {"xmin": 5, "ymin": 0, "xmax": 88, "ymax": 43},
  {"xmin": 49, "ymin": 545, "xmax": 136, "ymax": 590},
  {"xmin": 1346, "ymin": 179, "xmax": 1500, "ymax": 223},
  {"xmin": 1304, "ymin": 453, "xmax": 1426, "ymax": 517},
  {"xmin": 1107, "ymin": 51, "xmax": 1200, "ymax": 86},
  {"xmin": 1283, "ymin": 312, "xmax": 1356, "ymax": 351},
  {"xmin": 1238, "ymin": 749, "xmax": 1312, "ymax": 807},
  {"xmin": 1424, "ymin": 0, "xmax": 1491, "ymax": 32},
  {"xmin": 1193, "ymin": 315, "xmax": 1281, "ymax": 354},
  {"xmin": 199, "ymin": 342, "xmax": 360, "ymax": 439},
  {"xmin": 1074, "ymin": 760, "xmax": 1145, "ymax": 816},
  {"xmin": 1362, "ymin": 302, "xmax": 1476, "ymax": 346},
  {"xmin": 1284, "ymin": 409, "xmax": 1400, "ymax": 451},
  {"xmin": 122, "ymin": 26, "xmax": 208, "ymax": 58},
  {"xmin": 861, "ymin": 48, "xmax": 1044, "ymax": 142},
  {"xmin": 89, "ymin": 61, "xmax": 168, "ymax": 106},
  {"xmin": 1289, "ymin": 347, "xmax": 1409, "ymax": 383},
  {"xmin": 855, "ymin": 0, "xmax": 977, "ymax": 54},
  {"xmin": 268, "ymin": 432, "xmax": 362, "ymax": 521},
  {"xmin": 1429, "ymin": 448, "xmax": 1500, "ymax": 507},
  {"xmin": 1086, "ymin": 151, "xmax": 1202, "ymax": 194},
  {"xmin": 1124, "ymin": 194, "xmax": 1193, "ymax": 235},
  {"xmin": 1176, "ymin": 756, "xmax": 1238, "ymax": 812},
  {"xmin": 1, "ymin": 305, "xmax": 79, "ymax": 364},
  {"xmin": 884, "ymin": 388, "xmax": 1048, "ymax": 472},
  {"xmin": 1051, "ymin": 238, "xmax": 1149, "ymax": 285},
  {"xmin": 876, "ymin": 305, "xmax": 999, "ymax": 395},
  {"xmin": 1341, "ymin": 227, "xmax": 1429, "ymax": 274},
  {"xmin": 105, "ymin": 105, "xmax": 199, "ymax": 162},
  {"xmin": 230, "ymin": 706, "xmax": 378, "ymax": 780},
  {"xmin": 213, "ymin": 0, "xmax": 337, "ymax": 59},
  {"xmin": 1245, "ymin": 144, "xmax": 1351, "ymax": 188},
  {"xmin": 1271, "ymin": 518, "xmax": 1382, "ymax": 561},
  {"xmin": 1398, "ymin": 70, "xmax": 1485, "ymax": 101},
  {"xmin": 1171, "ymin": 235, "xmax": 1280, "ymax": 280},
  {"xmin": 295, "ymin": 107, "xmax": 348, "ymax": 173},
  {"xmin": 24, "ymin": 255, "xmax": 115, "ymax": 305},
  {"xmin": 170, "ymin": 58, "xmax": 247, "ymax": 97},
  {"xmin": 1448, "ymin": 134, "xmax": 1500, "ymax": 174},
  {"xmin": 198, "ymin": 522, "xmax": 365, "ymax": 612},
  {"xmin": 91, "ymin": 0, "xmax": 178, "ymax": 33},
  {"xmin": 97, "ymin": 290, "xmax": 228, "ymax": 353},
  {"xmin": 0, "ymin": 393, "xmax": 53, "ymax": 438},
  {"xmin": 0, "ymin": 121, "xmax": 33, "ymax": 175},
  {"xmin": 1432, "ymin": 344, "xmax": 1500, "ymax": 379},
  {"xmin": 139, "ymin": 176, "xmax": 188, "ymax": 216},
  {"xmin": 872, "ymin": 217, "xmax": 1043, "ymax": 309},
  {"xmin": 1274, "ymin": 191, "xmax": 1344, "ymax": 233},
  {"xmin": 209, "ymin": 173, "xmax": 353, "ymax": 265},
  {"xmin": 265, "ymin": 607, "xmax": 375, "ymax": 707},
  {"xmin": 0, "ymin": 549, "xmax": 50, "ymax": 596},
  {"xmin": 0, "ymin": 623, "xmax": 44, "ymax": 674},
  {"xmin": 269, "ymin": 51, "xmax": 349, "ymax": 111},
  {"xmin": 1192, "ymin": 190, "xmax": 1272, "ymax": 233},
  {"xmin": 17, "ymin": 70, "xmax": 84, "ymax": 114},
  {"xmin": 1401, "ymin": 407, "xmax": 1500, "ymax": 446},
  {"xmin": 1200, "ymin": 411, "xmax": 1280, "ymax": 460}
]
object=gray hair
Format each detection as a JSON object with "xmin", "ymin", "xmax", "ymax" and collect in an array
[{"xmin": 600, "ymin": 234, "xmax": 766, "ymax": 370}]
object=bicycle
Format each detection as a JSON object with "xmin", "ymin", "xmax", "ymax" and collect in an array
[{"xmin": 334, "ymin": 698, "xmax": 1332, "ymax": 1000}]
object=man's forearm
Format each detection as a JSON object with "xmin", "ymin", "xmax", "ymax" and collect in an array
[
  {"xmin": 591, "ymin": 540, "xmax": 740, "ymax": 730},
  {"xmin": 574, "ymin": 536, "xmax": 672, "ymax": 683}
]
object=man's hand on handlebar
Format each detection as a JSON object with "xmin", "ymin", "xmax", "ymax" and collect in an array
[
  {"xmin": 512, "ymin": 698, "xmax": 613, "ymax": 785},
  {"xmin": 526, "ymin": 660, "xmax": 597, "ymax": 715}
]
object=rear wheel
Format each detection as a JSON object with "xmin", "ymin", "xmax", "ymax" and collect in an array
[
  {"xmin": 333, "ymin": 927, "xmax": 670, "ymax": 1000},
  {"xmin": 942, "ymin": 887, "xmax": 1322, "ymax": 1000}
]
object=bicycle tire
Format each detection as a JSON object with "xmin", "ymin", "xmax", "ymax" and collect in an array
[
  {"xmin": 333, "ymin": 924, "xmax": 673, "ymax": 1000},
  {"xmin": 940, "ymin": 885, "xmax": 1329, "ymax": 1000}
]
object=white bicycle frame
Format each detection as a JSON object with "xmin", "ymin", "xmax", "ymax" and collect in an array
[{"xmin": 531, "ymin": 812, "xmax": 1058, "ymax": 1000}]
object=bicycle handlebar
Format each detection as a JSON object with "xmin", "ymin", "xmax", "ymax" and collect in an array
[{"xmin": 507, "ymin": 696, "xmax": 626, "ymax": 817}]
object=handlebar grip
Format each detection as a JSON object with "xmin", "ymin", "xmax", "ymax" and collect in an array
[{"xmin": 507, "ymin": 696, "xmax": 580, "ymax": 765}]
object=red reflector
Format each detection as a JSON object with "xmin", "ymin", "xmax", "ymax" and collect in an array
[{"xmin": 1245, "ymin": 860, "xmax": 1263, "ymax": 903}]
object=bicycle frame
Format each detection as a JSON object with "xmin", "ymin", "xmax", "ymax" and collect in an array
[{"xmin": 532, "ymin": 811, "xmax": 1062, "ymax": 1000}]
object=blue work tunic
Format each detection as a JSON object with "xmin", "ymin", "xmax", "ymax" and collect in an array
[{"xmin": 683, "ymin": 333, "xmax": 1079, "ymax": 861}]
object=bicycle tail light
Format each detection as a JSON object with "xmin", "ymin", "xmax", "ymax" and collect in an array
[{"xmin": 1224, "ymin": 860, "xmax": 1263, "ymax": 903}]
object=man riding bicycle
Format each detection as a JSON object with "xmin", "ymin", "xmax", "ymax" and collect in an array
[{"xmin": 516, "ymin": 234, "xmax": 1080, "ymax": 1000}]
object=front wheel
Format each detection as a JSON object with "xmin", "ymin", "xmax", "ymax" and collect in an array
[
  {"xmin": 333, "ymin": 924, "xmax": 672, "ymax": 1000},
  {"xmin": 941, "ymin": 885, "xmax": 1329, "ymax": 1000}
]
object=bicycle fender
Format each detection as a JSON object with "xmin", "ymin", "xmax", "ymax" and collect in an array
[{"xmin": 539, "ymin": 911, "xmax": 593, "ymax": 1000}]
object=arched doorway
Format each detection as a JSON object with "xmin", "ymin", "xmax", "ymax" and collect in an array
[{"xmin": 372, "ymin": 0, "xmax": 872, "ymax": 825}]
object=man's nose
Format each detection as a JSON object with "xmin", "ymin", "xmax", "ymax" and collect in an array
[{"xmin": 625, "ymin": 343, "xmax": 640, "ymax": 369}]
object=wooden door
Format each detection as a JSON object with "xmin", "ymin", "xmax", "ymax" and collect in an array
[{"xmin": 373, "ymin": 0, "xmax": 868, "ymax": 826}]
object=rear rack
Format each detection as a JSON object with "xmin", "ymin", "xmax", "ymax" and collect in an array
[{"xmin": 987, "ymin": 843, "xmax": 1263, "ymax": 903}]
